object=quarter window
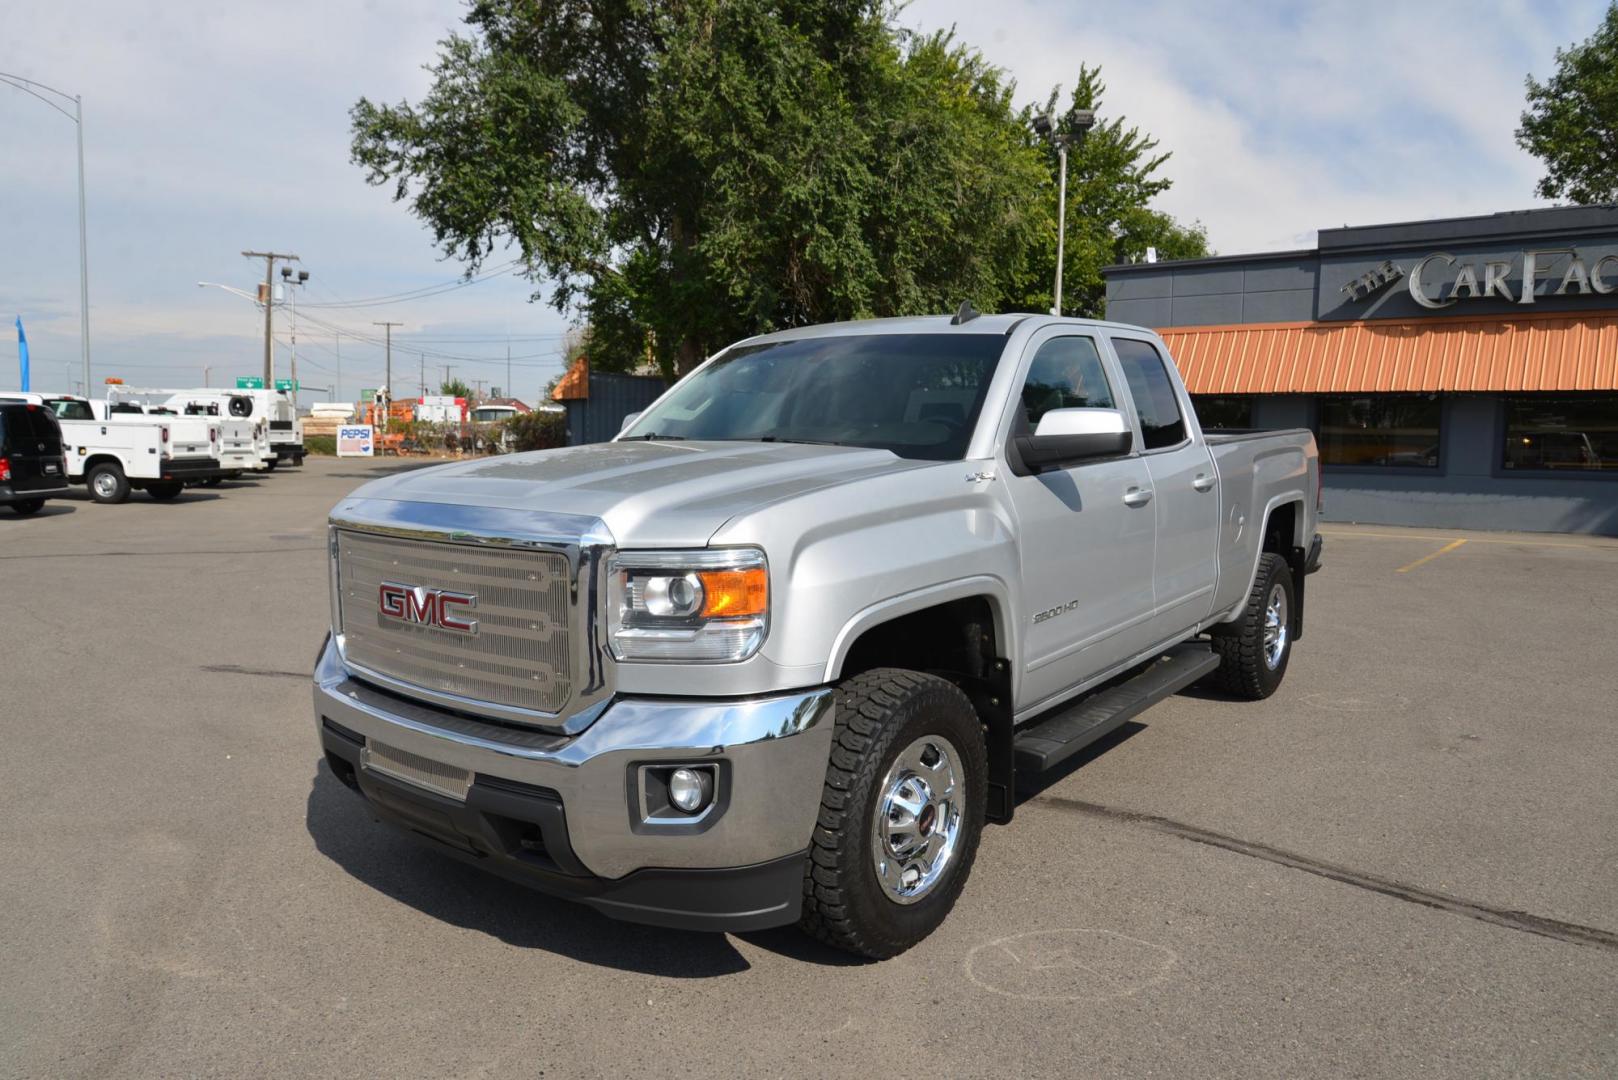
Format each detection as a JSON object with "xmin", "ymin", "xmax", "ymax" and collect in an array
[
  {"xmin": 1110, "ymin": 337, "xmax": 1187, "ymax": 450},
  {"xmin": 1502, "ymin": 394, "xmax": 1618, "ymax": 472},
  {"xmin": 1019, "ymin": 336, "xmax": 1114, "ymax": 429},
  {"xmin": 1317, "ymin": 395, "xmax": 1441, "ymax": 468}
]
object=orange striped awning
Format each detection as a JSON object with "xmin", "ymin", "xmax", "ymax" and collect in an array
[{"xmin": 1158, "ymin": 311, "xmax": 1618, "ymax": 394}]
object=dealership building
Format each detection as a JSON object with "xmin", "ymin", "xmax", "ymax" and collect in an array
[{"xmin": 1103, "ymin": 205, "xmax": 1618, "ymax": 535}]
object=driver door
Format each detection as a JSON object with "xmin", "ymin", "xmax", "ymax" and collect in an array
[{"xmin": 1000, "ymin": 330, "xmax": 1158, "ymax": 713}]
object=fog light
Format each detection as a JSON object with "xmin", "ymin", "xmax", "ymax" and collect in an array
[{"xmin": 668, "ymin": 767, "xmax": 710, "ymax": 813}]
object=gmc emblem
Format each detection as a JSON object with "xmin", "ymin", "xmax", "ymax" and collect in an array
[{"xmin": 378, "ymin": 581, "xmax": 479, "ymax": 635}]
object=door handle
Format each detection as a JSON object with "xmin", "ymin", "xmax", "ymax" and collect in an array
[
  {"xmin": 1123, "ymin": 487, "xmax": 1153, "ymax": 508},
  {"xmin": 1192, "ymin": 474, "xmax": 1216, "ymax": 492}
]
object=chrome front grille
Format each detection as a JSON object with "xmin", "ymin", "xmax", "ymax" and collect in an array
[{"xmin": 336, "ymin": 530, "xmax": 573, "ymax": 716}]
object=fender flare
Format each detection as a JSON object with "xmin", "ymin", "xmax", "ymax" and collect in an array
[{"xmin": 821, "ymin": 574, "xmax": 1015, "ymax": 684}]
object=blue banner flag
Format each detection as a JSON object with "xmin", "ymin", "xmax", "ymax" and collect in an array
[{"xmin": 15, "ymin": 316, "xmax": 29, "ymax": 393}]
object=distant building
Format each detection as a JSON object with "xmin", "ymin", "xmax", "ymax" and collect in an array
[
  {"xmin": 1103, "ymin": 206, "xmax": 1618, "ymax": 535},
  {"xmin": 551, "ymin": 355, "xmax": 667, "ymax": 445}
]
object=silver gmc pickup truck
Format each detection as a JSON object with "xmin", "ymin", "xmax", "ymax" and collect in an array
[{"xmin": 313, "ymin": 312, "xmax": 1322, "ymax": 958}]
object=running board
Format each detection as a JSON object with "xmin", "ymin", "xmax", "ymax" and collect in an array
[{"xmin": 1013, "ymin": 644, "xmax": 1220, "ymax": 780}]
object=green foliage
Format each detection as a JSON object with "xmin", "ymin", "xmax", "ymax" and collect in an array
[
  {"xmin": 351, "ymin": 2, "xmax": 1204, "ymax": 374},
  {"xmin": 304, "ymin": 434, "xmax": 336, "ymax": 455},
  {"xmin": 502, "ymin": 409, "xmax": 567, "ymax": 452},
  {"xmin": 440, "ymin": 377, "xmax": 471, "ymax": 398},
  {"xmin": 1518, "ymin": 2, "xmax": 1618, "ymax": 204}
]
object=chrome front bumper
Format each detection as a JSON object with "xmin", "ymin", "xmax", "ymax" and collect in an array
[{"xmin": 312, "ymin": 635, "xmax": 834, "ymax": 882}]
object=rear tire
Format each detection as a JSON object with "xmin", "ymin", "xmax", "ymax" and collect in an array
[
  {"xmin": 9, "ymin": 498, "xmax": 45, "ymax": 516},
  {"xmin": 147, "ymin": 481, "xmax": 183, "ymax": 501},
  {"xmin": 1208, "ymin": 552, "xmax": 1295, "ymax": 700},
  {"xmin": 799, "ymin": 668, "xmax": 986, "ymax": 959},
  {"xmin": 87, "ymin": 463, "xmax": 131, "ymax": 505},
  {"xmin": 266, "ymin": 459, "xmax": 279, "ymax": 471},
  {"xmin": 203, "ymin": 477, "xmax": 224, "ymax": 487}
]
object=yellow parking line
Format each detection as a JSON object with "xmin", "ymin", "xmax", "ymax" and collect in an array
[
  {"xmin": 1320, "ymin": 528, "xmax": 1611, "ymax": 551},
  {"xmin": 1395, "ymin": 538, "xmax": 1467, "ymax": 573}
]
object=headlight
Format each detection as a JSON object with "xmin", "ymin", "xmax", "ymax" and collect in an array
[{"xmin": 607, "ymin": 548, "xmax": 768, "ymax": 662}]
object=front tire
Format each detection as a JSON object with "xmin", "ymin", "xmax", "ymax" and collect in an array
[
  {"xmin": 800, "ymin": 668, "xmax": 986, "ymax": 959},
  {"xmin": 87, "ymin": 463, "xmax": 131, "ymax": 504},
  {"xmin": 1208, "ymin": 552, "xmax": 1295, "ymax": 699}
]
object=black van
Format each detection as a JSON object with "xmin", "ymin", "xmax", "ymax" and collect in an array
[{"xmin": 0, "ymin": 402, "xmax": 71, "ymax": 516}]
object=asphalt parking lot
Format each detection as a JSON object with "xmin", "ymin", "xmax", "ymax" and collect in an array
[{"xmin": 3, "ymin": 457, "xmax": 1615, "ymax": 1079}]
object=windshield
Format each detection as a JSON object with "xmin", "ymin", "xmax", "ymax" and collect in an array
[{"xmin": 622, "ymin": 333, "xmax": 1005, "ymax": 460}]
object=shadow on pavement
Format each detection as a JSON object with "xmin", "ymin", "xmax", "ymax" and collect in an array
[
  {"xmin": 5, "ymin": 503, "xmax": 77, "ymax": 519},
  {"xmin": 306, "ymin": 762, "xmax": 764, "ymax": 976}
]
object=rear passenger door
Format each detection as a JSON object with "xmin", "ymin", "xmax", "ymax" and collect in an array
[{"xmin": 1108, "ymin": 334, "xmax": 1220, "ymax": 637}]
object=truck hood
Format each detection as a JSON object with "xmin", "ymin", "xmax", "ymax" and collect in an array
[{"xmin": 344, "ymin": 440, "xmax": 932, "ymax": 547}]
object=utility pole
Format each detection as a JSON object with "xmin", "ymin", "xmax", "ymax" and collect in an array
[
  {"xmin": 242, "ymin": 250, "xmax": 298, "ymax": 385},
  {"xmin": 373, "ymin": 322, "xmax": 402, "ymax": 430},
  {"xmin": 506, "ymin": 342, "xmax": 511, "ymax": 402},
  {"xmin": 334, "ymin": 331, "xmax": 341, "ymax": 404},
  {"xmin": 1031, "ymin": 110, "xmax": 1095, "ymax": 316},
  {"xmin": 419, "ymin": 353, "xmax": 425, "ymax": 397},
  {"xmin": 472, "ymin": 378, "xmax": 486, "ymax": 402},
  {"xmin": 203, "ymin": 364, "xmax": 211, "ymax": 388},
  {"xmin": 441, "ymin": 364, "xmax": 455, "ymax": 394}
]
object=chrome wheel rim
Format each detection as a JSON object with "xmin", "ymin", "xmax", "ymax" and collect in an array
[
  {"xmin": 871, "ymin": 734, "xmax": 964, "ymax": 905},
  {"xmin": 93, "ymin": 472, "xmax": 117, "ymax": 499},
  {"xmin": 1263, "ymin": 583, "xmax": 1289, "ymax": 669}
]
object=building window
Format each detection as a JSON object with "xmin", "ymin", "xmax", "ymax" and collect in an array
[
  {"xmin": 1192, "ymin": 395, "xmax": 1254, "ymax": 430},
  {"xmin": 1317, "ymin": 395, "xmax": 1441, "ymax": 468},
  {"xmin": 1502, "ymin": 395, "xmax": 1618, "ymax": 472}
]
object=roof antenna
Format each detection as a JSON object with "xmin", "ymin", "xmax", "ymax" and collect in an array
[{"xmin": 950, "ymin": 300, "xmax": 981, "ymax": 326}]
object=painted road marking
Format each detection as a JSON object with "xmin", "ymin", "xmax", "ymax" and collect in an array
[
  {"xmin": 1395, "ymin": 538, "xmax": 1467, "ymax": 573},
  {"xmin": 1320, "ymin": 528, "xmax": 1614, "ymax": 552}
]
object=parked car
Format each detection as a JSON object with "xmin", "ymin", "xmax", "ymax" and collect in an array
[
  {"xmin": 0, "ymin": 401, "xmax": 71, "ymax": 516},
  {"xmin": 313, "ymin": 313, "xmax": 1324, "ymax": 957}
]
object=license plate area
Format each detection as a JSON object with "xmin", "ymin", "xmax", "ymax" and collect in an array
[
  {"xmin": 360, "ymin": 740, "xmax": 472, "ymax": 801},
  {"xmin": 43, "ymin": 463, "xmax": 60, "ymax": 475}
]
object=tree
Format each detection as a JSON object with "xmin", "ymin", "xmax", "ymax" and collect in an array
[
  {"xmin": 1014, "ymin": 68, "xmax": 1208, "ymax": 318},
  {"xmin": 351, "ymin": 1, "xmax": 1202, "ymax": 374},
  {"xmin": 1518, "ymin": 2, "xmax": 1618, "ymax": 204},
  {"xmin": 441, "ymin": 377, "xmax": 471, "ymax": 399}
]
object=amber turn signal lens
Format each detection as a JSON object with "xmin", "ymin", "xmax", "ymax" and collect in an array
[{"xmin": 698, "ymin": 567, "xmax": 768, "ymax": 618}]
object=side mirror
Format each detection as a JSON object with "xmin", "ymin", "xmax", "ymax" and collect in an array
[
  {"xmin": 1015, "ymin": 408, "xmax": 1132, "ymax": 472},
  {"xmin": 618, "ymin": 411, "xmax": 642, "ymax": 435}
]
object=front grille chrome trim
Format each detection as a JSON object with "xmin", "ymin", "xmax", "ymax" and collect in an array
[{"xmin": 328, "ymin": 497, "xmax": 617, "ymax": 736}]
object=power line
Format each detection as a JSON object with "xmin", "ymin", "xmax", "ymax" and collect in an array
[{"xmin": 300, "ymin": 260, "xmax": 523, "ymax": 309}]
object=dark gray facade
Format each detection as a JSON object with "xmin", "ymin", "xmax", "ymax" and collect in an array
[
  {"xmin": 563, "ymin": 370, "xmax": 667, "ymax": 446},
  {"xmin": 1104, "ymin": 207, "xmax": 1618, "ymax": 536}
]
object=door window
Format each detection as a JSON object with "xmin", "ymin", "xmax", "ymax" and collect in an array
[
  {"xmin": 1110, "ymin": 337, "xmax": 1187, "ymax": 450},
  {"xmin": 1019, "ymin": 336, "xmax": 1114, "ymax": 430}
]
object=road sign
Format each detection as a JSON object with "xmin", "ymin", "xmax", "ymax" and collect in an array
[
  {"xmin": 360, "ymin": 388, "xmax": 377, "ymax": 402},
  {"xmin": 236, "ymin": 377, "xmax": 264, "ymax": 389},
  {"xmin": 274, "ymin": 379, "xmax": 300, "ymax": 392}
]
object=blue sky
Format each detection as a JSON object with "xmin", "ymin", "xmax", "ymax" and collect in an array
[{"xmin": 1, "ymin": 0, "xmax": 1608, "ymax": 400}]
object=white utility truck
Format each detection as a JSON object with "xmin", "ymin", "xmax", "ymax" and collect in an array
[{"xmin": 0, "ymin": 393, "xmax": 224, "ymax": 502}]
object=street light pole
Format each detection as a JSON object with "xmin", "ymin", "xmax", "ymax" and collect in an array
[
  {"xmin": 1033, "ymin": 108, "xmax": 1096, "ymax": 317},
  {"xmin": 74, "ymin": 94, "xmax": 90, "ymax": 395},
  {"xmin": 1, "ymin": 72, "xmax": 92, "ymax": 393}
]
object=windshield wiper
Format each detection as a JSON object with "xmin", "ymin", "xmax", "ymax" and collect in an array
[
  {"xmin": 753, "ymin": 436, "xmax": 846, "ymax": 446},
  {"xmin": 620, "ymin": 432, "xmax": 685, "ymax": 441}
]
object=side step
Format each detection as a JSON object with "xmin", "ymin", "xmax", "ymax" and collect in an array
[{"xmin": 1013, "ymin": 643, "xmax": 1221, "ymax": 780}]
